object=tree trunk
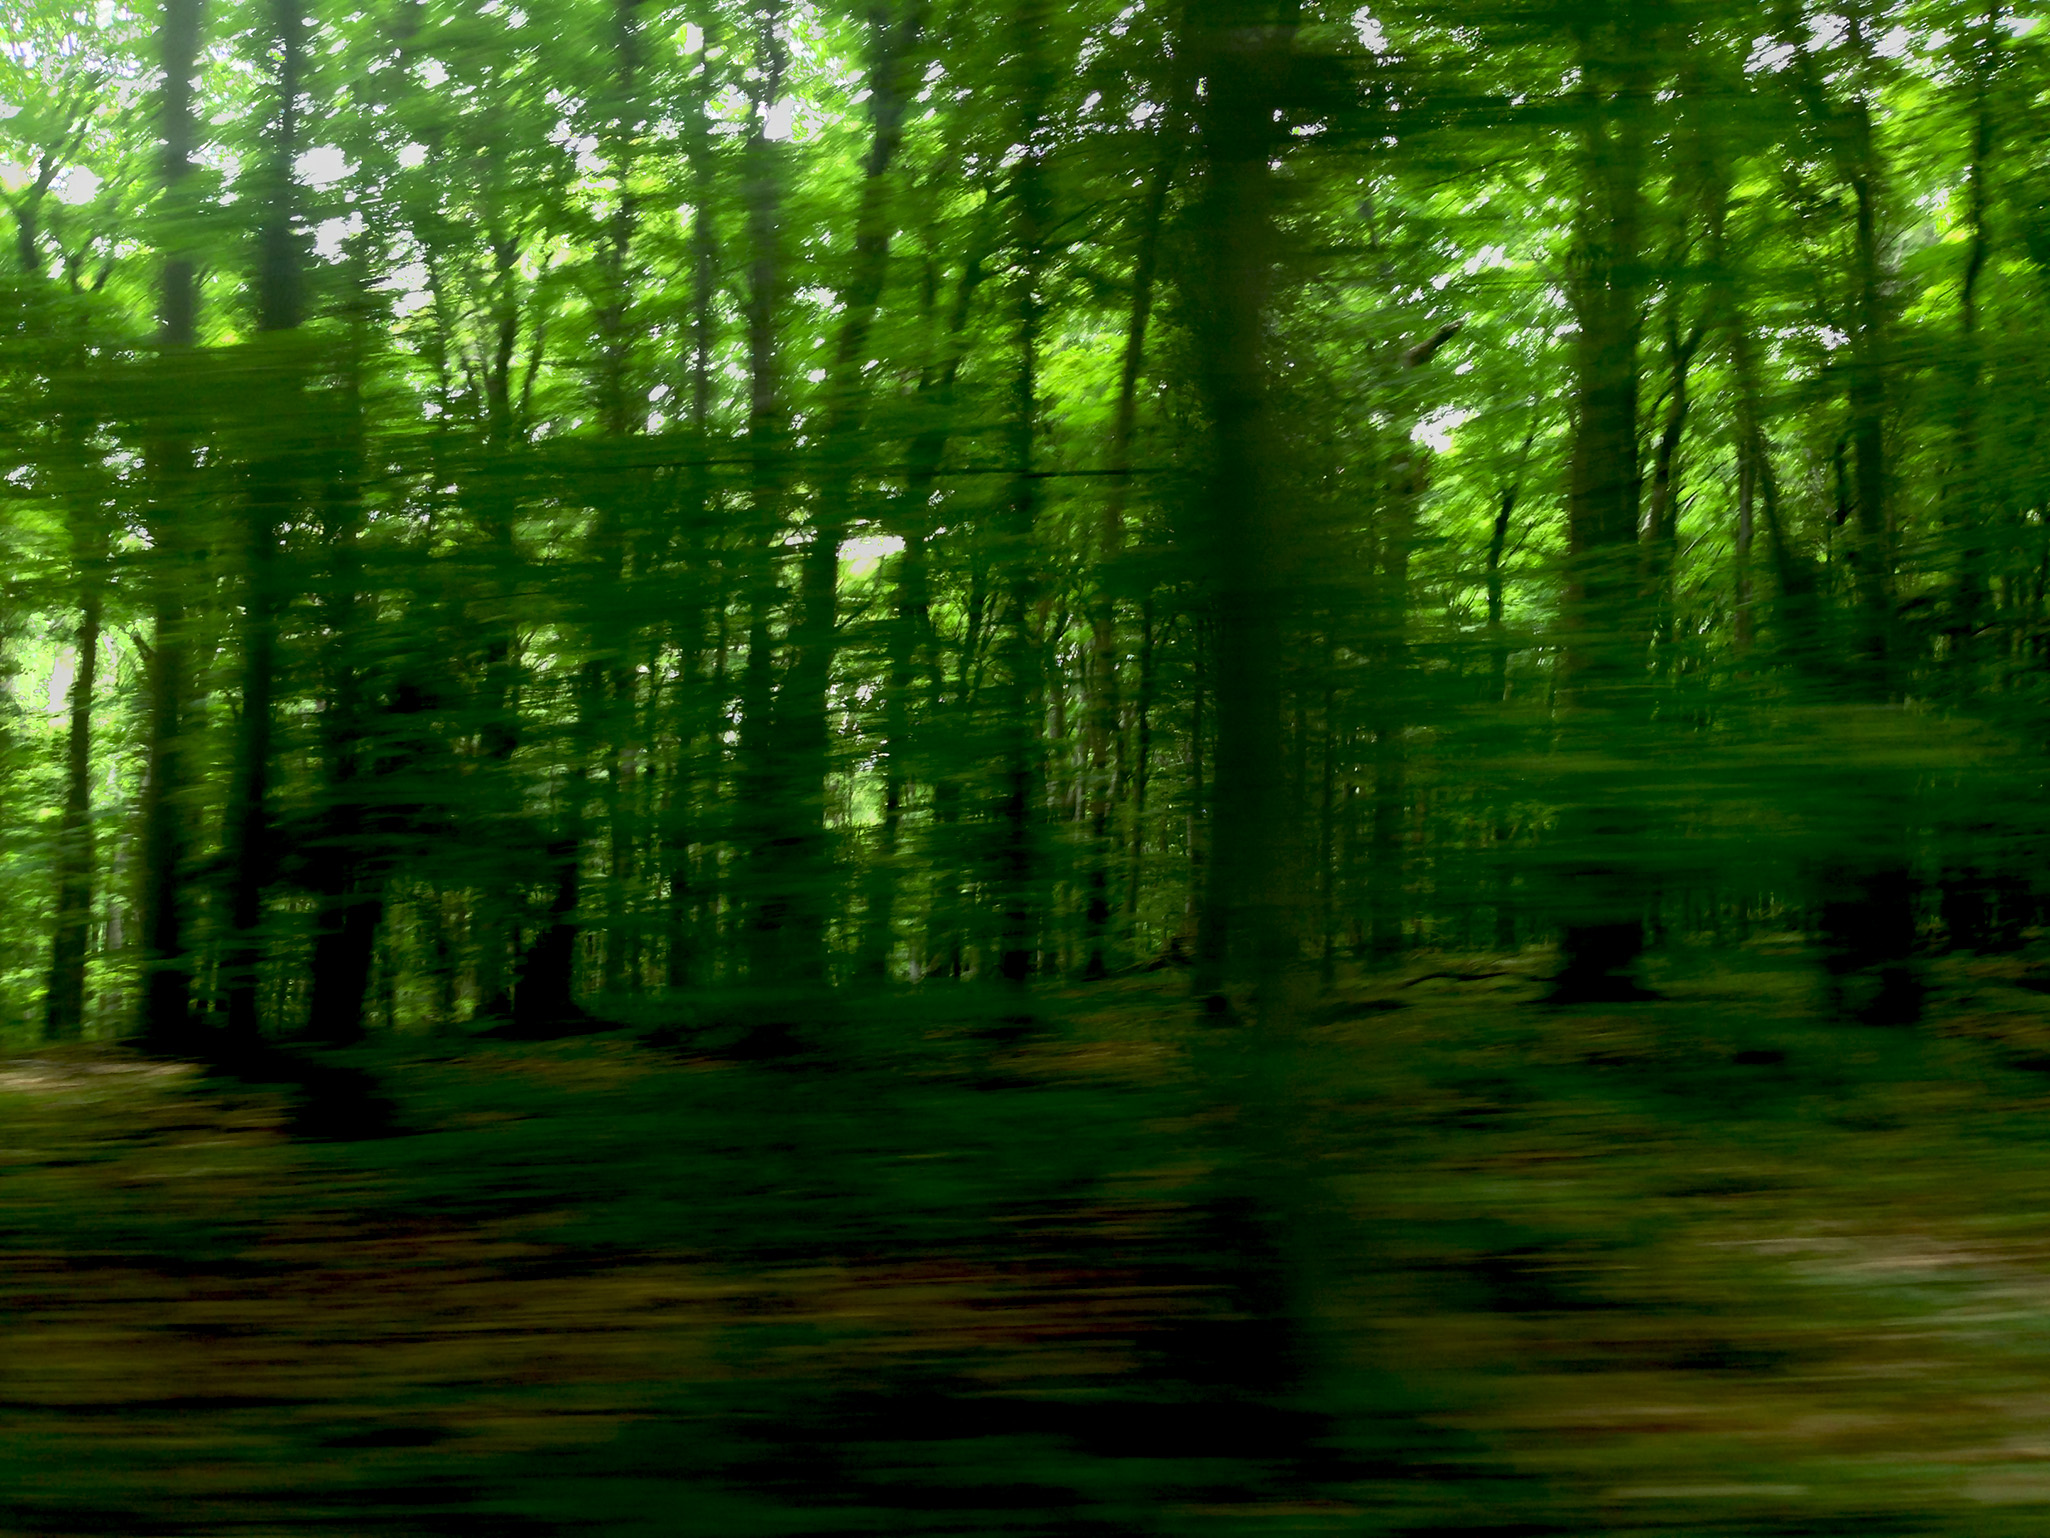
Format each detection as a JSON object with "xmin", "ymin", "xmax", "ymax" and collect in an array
[
  {"xmin": 1084, "ymin": 103, "xmax": 1180, "ymax": 980},
  {"xmin": 521, "ymin": 0, "xmax": 648, "ymax": 1029},
  {"xmin": 138, "ymin": 0, "xmax": 205, "ymax": 1049},
  {"xmin": 306, "ymin": 323, "xmax": 385, "ymax": 1048},
  {"xmin": 1948, "ymin": 25, "xmax": 1996, "ymax": 678},
  {"xmin": 1483, "ymin": 432, "xmax": 1529, "ymax": 705},
  {"xmin": 1735, "ymin": 431, "xmax": 1756, "ymax": 653},
  {"xmin": 598, "ymin": 0, "xmax": 647, "ymax": 1002},
  {"xmin": 1186, "ymin": 0, "xmax": 1303, "ymax": 1007},
  {"xmin": 733, "ymin": 1, "xmax": 793, "ymax": 988},
  {"xmin": 1126, "ymin": 596, "xmax": 1154, "ymax": 937},
  {"xmin": 994, "ymin": 0, "xmax": 1053, "ymax": 993},
  {"xmin": 1780, "ymin": 13, "xmax": 1920, "ymax": 1020},
  {"xmin": 1551, "ymin": 6, "xmax": 1654, "ymax": 1003},
  {"xmin": 866, "ymin": 209, "xmax": 995, "ymax": 981},
  {"xmin": 755, "ymin": 0, "xmax": 929, "ymax": 988},
  {"xmin": 1644, "ymin": 304, "xmax": 1703, "ymax": 675},
  {"xmin": 664, "ymin": 29, "xmax": 722, "ymax": 991},
  {"xmin": 220, "ymin": 0, "xmax": 304, "ymax": 1046},
  {"xmin": 45, "ymin": 525, "xmax": 102, "ymax": 1040},
  {"xmin": 1781, "ymin": 10, "xmax": 1895, "ymax": 690}
]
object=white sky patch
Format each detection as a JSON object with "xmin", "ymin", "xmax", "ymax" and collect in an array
[
  {"xmin": 418, "ymin": 57, "xmax": 447, "ymax": 88},
  {"xmin": 761, "ymin": 97, "xmax": 794, "ymax": 141},
  {"xmin": 381, "ymin": 258, "xmax": 432, "ymax": 314},
  {"xmin": 397, "ymin": 142, "xmax": 426, "ymax": 168},
  {"xmin": 1818, "ymin": 326, "xmax": 1850, "ymax": 351},
  {"xmin": 1352, "ymin": 7, "xmax": 1389, "ymax": 54},
  {"xmin": 682, "ymin": 20, "xmax": 703, "ymax": 52},
  {"xmin": 1872, "ymin": 25, "xmax": 1912, "ymax": 57},
  {"xmin": 295, "ymin": 145, "xmax": 353, "ymax": 186},
  {"xmin": 1463, "ymin": 243, "xmax": 1508, "ymax": 275},
  {"xmin": 46, "ymin": 647, "xmax": 73, "ymax": 715},
  {"xmin": 1806, "ymin": 12, "xmax": 1849, "ymax": 50},
  {"xmin": 314, "ymin": 212, "xmax": 364, "ymax": 261},
  {"xmin": 56, "ymin": 166, "xmax": 100, "ymax": 204},
  {"xmin": 1745, "ymin": 36, "xmax": 1794, "ymax": 73},
  {"xmin": 1411, "ymin": 407, "xmax": 1471, "ymax": 454},
  {"xmin": 842, "ymin": 534, "xmax": 903, "ymax": 563}
]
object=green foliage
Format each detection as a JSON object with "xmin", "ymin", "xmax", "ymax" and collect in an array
[{"xmin": 0, "ymin": 0, "xmax": 2038, "ymax": 1030}]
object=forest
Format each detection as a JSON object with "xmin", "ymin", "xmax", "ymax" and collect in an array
[
  {"xmin": 6, "ymin": 0, "xmax": 2050, "ymax": 1531},
  {"xmin": 0, "ymin": 0, "xmax": 2044, "ymax": 1037}
]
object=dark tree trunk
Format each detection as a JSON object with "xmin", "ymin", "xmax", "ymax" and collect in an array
[
  {"xmin": 138, "ymin": 0, "xmax": 205, "ymax": 1049},
  {"xmin": 756, "ymin": 0, "xmax": 929, "ymax": 988},
  {"xmin": 1551, "ymin": 6, "xmax": 1655, "ymax": 1003},
  {"xmin": 994, "ymin": 0, "xmax": 1052, "ymax": 993},
  {"xmin": 512, "ymin": 842, "xmax": 583, "ymax": 1033},
  {"xmin": 1644, "ymin": 304, "xmax": 1704, "ymax": 675},
  {"xmin": 1084, "ymin": 102, "xmax": 1179, "ymax": 980},
  {"xmin": 1186, "ymin": 0, "xmax": 1302, "ymax": 1010},
  {"xmin": 867, "ymin": 213, "xmax": 994, "ymax": 981},
  {"xmin": 1126, "ymin": 597, "xmax": 1154, "ymax": 937},
  {"xmin": 220, "ymin": 0, "xmax": 304, "ymax": 1046},
  {"xmin": 664, "ymin": 31, "xmax": 722, "ymax": 991},
  {"xmin": 45, "ymin": 529, "xmax": 102, "ymax": 1040},
  {"xmin": 305, "ymin": 334, "xmax": 379, "ymax": 1048},
  {"xmin": 1781, "ymin": 14, "xmax": 1920, "ymax": 1020},
  {"xmin": 733, "ymin": 2, "xmax": 793, "ymax": 988},
  {"xmin": 1948, "ymin": 27, "xmax": 1996, "ymax": 677},
  {"xmin": 859, "ymin": 527, "xmax": 928, "ymax": 981}
]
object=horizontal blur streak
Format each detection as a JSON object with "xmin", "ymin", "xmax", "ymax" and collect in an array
[{"xmin": 8, "ymin": 951, "xmax": 2050, "ymax": 1530}]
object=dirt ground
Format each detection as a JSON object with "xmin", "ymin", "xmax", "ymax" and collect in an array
[{"xmin": 10, "ymin": 948, "xmax": 2050, "ymax": 1535}]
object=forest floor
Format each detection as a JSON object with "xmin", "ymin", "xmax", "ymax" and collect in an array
[{"xmin": 11, "ymin": 943, "xmax": 2050, "ymax": 1534}]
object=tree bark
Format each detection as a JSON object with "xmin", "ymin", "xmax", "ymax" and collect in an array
[
  {"xmin": 733, "ymin": 0, "xmax": 793, "ymax": 988},
  {"xmin": 519, "ymin": 0, "xmax": 647, "ymax": 1029},
  {"xmin": 220, "ymin": 0, "xmax": 303, "ymax": 1044},
  {"xmin": 1187, "ymin": 0, "xmax": 1300, "ymax": 1009},
  {"xmin": 994, "ymin": 0, "xmax": 1053, "ymax": 993},
  {"xmin": 867, "ymin": 206, "xmax": 996, "ymax": 981},
  {"xmin": 1948, "ymin": 19, "xmax": 1997, "ymax": 678},
  {"xmin": 663, "ymin": 24, "xmax": 722, "ymax": 991},
  {"xmin": 138, "ymin": 0, "xmax": 204, "ymax": 1048},
  {"xmin": 1551, "ymin": 5, "xmax": 1655, "ymax": 1003},
  {"xmin": 755, "ymin": 0, "xmax": 930, "ymax": 988},
  {"xmin": 1084, "ymin": 105, "xmax": 1179, "ymax": 979},
  {"xmin": 45, "ymin": 510, "xmax": 102, "ymax": 1040}
]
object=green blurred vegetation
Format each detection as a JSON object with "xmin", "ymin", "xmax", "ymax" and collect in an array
[
  {"xmin": 0, "ymin": 0, "xmax": 2041, "ymax": 1036},
  {"xmin": 15, "ymin": 958, "xmax": 2050, "ymax": 1532},
  {"xmin": 3, "ymin": 0, "xmax": 2050, "ymax": 1527}
]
